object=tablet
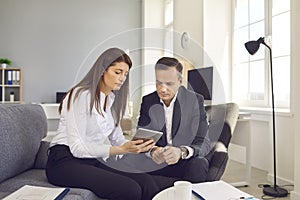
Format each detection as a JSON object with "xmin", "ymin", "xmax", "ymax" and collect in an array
[{"xmin": 132, "ymin": 128, "xmax": 163, "ymax": 143}]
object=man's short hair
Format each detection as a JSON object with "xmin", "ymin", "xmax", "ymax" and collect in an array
[{"xmin": 155, "ymin": 57, "xmax": 183, "ymax": 74}]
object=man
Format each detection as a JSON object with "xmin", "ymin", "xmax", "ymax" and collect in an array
[{"xmin": 138, "ymin": 57, "xmax": 211, "ymax": 183}]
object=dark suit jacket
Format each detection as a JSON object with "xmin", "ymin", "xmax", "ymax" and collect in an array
[{"xmin": 138, "ymin": 86, "xmax": 210, "ymax": 157}]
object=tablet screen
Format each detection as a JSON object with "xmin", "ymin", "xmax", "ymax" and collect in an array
[{"xmin": 132, "ymin": 128, "xmax": 163, "ymax": 143}]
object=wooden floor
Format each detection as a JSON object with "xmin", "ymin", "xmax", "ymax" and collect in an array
[{"xmin": 222, "ymin": 160, "xmax": 293, "ymax": 200}]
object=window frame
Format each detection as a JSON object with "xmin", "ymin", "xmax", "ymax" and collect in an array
[
  {"xmin": 232, "ymin": 0, "xmax": 290, "ymax": 109},
  {"xmin": 163, "ymin": 0, "xmax": 174, "ymax": 57}
]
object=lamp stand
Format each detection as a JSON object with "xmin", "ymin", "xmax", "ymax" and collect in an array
[
  {"xmin": 263, "ymin": 43, "xmax": 288, "ymax": 198},
  {"xmin": 263, "ymin": 186, "xmax": 288, "ymax": 197}
]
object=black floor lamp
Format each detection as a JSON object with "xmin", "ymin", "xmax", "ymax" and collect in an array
[{"xmin": 244, "ymin": 37, "xmax": 288, "ymax": 197}]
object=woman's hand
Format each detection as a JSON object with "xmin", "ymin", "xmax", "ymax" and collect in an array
[
  {"xmin": 110, "ymin": 139, "xmax": 154, "ymax": 155},
  {"xmin": 122, "ymin": 139, "xmax": 155, "ymax": 154}
]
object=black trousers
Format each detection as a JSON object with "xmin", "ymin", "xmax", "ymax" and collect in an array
[
  {"xmin": 46, "ymin": 145, "xmax": 209, "ymax": 200},
  {"xmin": 46, "ymin": 145, "xmax": 161, "ymax": 200},
  {"xmin": 149, "ymin": 156, "xmax": 209, "ymax": 183},
  {"xmin": 119, "ymin": 153, "xmax": 209, "ymax": 185}
]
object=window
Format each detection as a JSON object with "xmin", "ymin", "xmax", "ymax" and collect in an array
[
  {"xmin": 164, "ymin": 0, "xmax": 173, "ymax": 57},
  {"xmin": 232, "ymin": 0, "xmax": 290, "ymax": 108}
]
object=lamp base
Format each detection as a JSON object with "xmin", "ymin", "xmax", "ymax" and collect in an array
[{"xmin": 263, "ymin": 185, "xmax": 288, "ymax": 197}]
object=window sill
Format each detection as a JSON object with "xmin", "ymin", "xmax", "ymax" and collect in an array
[{"xmin": 239, "ymin": 106, "xmax": 293, "ymax": 117}]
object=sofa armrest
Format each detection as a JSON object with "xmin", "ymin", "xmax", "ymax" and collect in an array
[{"xmin": 34, "ymin": 140, "xmax": 50, "ymax": 169}]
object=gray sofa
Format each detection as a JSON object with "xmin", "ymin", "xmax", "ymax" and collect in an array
[{"xmin": 0, "ymin": 104, "xmax": 104, "ymax": 200}]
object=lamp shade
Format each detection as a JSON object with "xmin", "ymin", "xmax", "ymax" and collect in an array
[{"xmin": 244, "ymin": 37, "xmax": 265, "ymax": 55}]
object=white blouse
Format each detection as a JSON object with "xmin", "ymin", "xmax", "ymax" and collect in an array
[{"xmin": 50, "ymin": 89, "xmax": 127, "ymax": 159}]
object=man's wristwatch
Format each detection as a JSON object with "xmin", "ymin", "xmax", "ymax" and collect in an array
[
  {"xmin": 179, "ymin": 147, "xmax": 188, "ymax": 159},
  {"xmin": 149, "ymin": 146, "xmax": 158, "ymax": 157}
]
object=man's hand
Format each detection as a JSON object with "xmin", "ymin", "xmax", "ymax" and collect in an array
[
  {"xmin": 162, "ymin": 146, "xmax": 181, "ymax": 165},
  {"xmin": 151, "ymin": 146, "xmax": 165, "ymax": 164}
]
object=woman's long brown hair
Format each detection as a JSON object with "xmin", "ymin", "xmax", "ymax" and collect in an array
[{"xmin": 59, "ymin": 48, "xmax": 132, "ymax": 126}]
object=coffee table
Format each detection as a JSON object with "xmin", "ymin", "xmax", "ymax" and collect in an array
[{"xmin": 153, "ymin": 180, "xmax": 254, "ymax": 200}]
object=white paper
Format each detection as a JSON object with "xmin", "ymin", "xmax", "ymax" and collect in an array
[
  {"xmin": 192, "ymin": 180, "xmax": 253, "ymax": 199},
  {"xmin": 3, "ymin": 185, "xmax": 68, "ymax": 200}
]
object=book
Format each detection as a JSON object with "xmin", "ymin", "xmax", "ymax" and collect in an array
[
  {"xmin": 12, "ymin": 70, "xmax": 16, "ymax": 85},
  {"xmin": 16, "ymin": 70, "xmax": 20, "ymax": 85},
  {"xmin": 3, "ymin": 185, "xmax": 70, "ymax": 200},
  {"xmin": 132, "ymin": 128, "xmax": 163, "ymax": 143},
  {"xmin": 7, "ymin": 70, "xmax": 12, "ymax": 85}
]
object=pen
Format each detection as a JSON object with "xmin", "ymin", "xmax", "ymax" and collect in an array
[{"xmin": 192, "ymin": 190, "xmax": 206, "ymax": 200}]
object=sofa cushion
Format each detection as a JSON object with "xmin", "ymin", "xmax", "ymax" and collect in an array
[
  {"xmin": 0, "ymin": 169, "xmax": 104, "ymax": 200},
  {"xmin": 0, "ymin": 104, "xmax": 47, "ymax": 183},
  {"xmin": 0, "ymin": 192, "xmax": 10, "ymax": 199}
]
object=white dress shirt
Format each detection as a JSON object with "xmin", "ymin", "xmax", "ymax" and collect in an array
[
  {"xmin": 160, "ymin": 95, "xmax": 176, "ymax": 145},
  {"xmin": 50, "ymin": 89, "xmax": 127, "ymax": 159},
  {"xmin": 160, "ymin": 94, "xmax": 194, "ymax": 159}
]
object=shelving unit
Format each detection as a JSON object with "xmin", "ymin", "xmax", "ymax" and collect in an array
[{"xmin": 0, "ymin": 68, "xmax": 22, "ymax": 103}]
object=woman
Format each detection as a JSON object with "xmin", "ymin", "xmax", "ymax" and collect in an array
[{"xmin": 46, "ymin": 48, "xmax": 159, "ymax": 200}]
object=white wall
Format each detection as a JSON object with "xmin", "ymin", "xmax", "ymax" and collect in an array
[
  {"xmin": 142, "ymin": 0, "xmax": 205, "ymax": 97},
  {"xmin": 290, "ymin": 0, "xmax": 300, "ymax": 198},
  {"xmin": 0, "ymin": 0, "xmax": 142, "ymax": 103},
  {"xmin": 203, "ymin": 0, "xmax": 232, "ymax": 102},
  {"xmin": 230, "ymin": 111, "xmax": 294, "ymax": 185},
  {"xmin": 172, "ymin": 0, "xmax": 230, "ymax": 105},
  {"xmin": 141, "ymin": 0, "xmax": 205, "ymax": 107},
  {"xmin": 141, "ymin": 0, "xmax": 165, "ymax": 97},
  {"xmin": 173, "ymin": 0, "xmax": 204, "ymax": 66},
  {"xmin": 248, "ymin": 113, "xmax": 294, "ymax": 184}
]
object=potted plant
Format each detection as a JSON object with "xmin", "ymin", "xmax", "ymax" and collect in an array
[{"xmin": 0, "ymin": 58, "xmax": 12, "ymax": 68}]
